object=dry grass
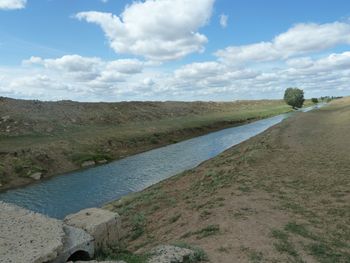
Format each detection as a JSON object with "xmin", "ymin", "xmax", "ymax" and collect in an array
[{"xmin": 105, "ymin": 98, "xmax": 350, "ymax": 262}]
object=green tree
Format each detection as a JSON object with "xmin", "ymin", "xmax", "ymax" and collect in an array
[
  {"xmin": 284, "ymin": 88, "xmax": 305, "ymax": 109},
  {"xmin": 311, "ymin": 98, "xmax": 319, "ymax": 104}
]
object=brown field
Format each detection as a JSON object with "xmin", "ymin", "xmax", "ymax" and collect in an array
[{"xmin": 105, "ymin": 98, "xmax": 350, "ymax": 262}]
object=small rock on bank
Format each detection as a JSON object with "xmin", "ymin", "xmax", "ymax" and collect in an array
[
  {"xmin": 81, "ymin": 160, "xmax": 96, "ymax": 168},
  {"xmin": 29, "ymin": 172, "xmax": 42, "ymax": 180}
]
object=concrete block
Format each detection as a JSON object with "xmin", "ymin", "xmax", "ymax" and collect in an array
[{"xmin": 64, "ymin": 208, "xmax": 121, "ymax": 249}]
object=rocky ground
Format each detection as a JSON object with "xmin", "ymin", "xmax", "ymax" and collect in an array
[
  {"xmin": 105, "ymin": 98, "xmax": 350, "ymax": 262},
  {"xmin": 0, "ymin": 97, "xmax": 293, "ymax": 190}
]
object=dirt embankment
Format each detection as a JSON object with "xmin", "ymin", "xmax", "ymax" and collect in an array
[
  {"xmin": 105, "ymin": 98, "xmax": 350, "ymax": 262},
  {"xmin": 0, "ymin": 97, "xmax": 292, "ymax": 191}
]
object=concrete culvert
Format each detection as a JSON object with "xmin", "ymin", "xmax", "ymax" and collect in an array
[{"xmin": 66, "ymin": 250, "xmax": 91, "ymax": 261}]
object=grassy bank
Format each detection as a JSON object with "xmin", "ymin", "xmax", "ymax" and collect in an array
[
  {"xmin": 0, "ymin": 98, "xmax": 303, "ymax": 191},
  {"xmin": 104, "ymin": 98, "xmax": 350, "ymax": 263}
]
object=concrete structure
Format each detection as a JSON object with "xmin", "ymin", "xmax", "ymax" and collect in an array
[
  {"xmin": 0, "ymin": 202, "xmax": 195, "ymax": 263},
  {"xmin": 0, "ymin": 201, "xmax": 67, "ymax": 263},
  {"xmin": 53, "ymin": 225, "xmax": 94, "ymax": 263},
  {"xmin": 64, "ymin": 208, "xmax": 121, "ymax": 250},
  {"xmin": 0, "ymin": 202, "xmax": 120, "ymax": 263}
]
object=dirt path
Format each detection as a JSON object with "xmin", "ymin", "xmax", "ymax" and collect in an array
[{"xmin": 106, "ymin": 98, "xmax": 350, "ymax": 262}]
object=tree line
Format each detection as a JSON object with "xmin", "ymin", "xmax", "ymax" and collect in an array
[{"xmin": 283, "ymin": 88, "xmax": 343, "ymax": 109}]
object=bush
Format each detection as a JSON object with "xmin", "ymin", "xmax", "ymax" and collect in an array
[{"xmin": 284, "ymin": 88, "xmax": 305, "ymax": 109}]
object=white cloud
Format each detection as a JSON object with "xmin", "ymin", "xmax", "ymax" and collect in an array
[
  {"xmin": 215, "ymin": 21, "xmax": 350, "ymax": 64},
  {"xmin": 106, "ymin": 59, "xmax": 144, "ymax": 74},
  {"xmin": 26, "ymin": 55, "xmax": 102, "ymax": 72},
  {"xmin": 13, "ymin": 55, "xmax": 150, "ymax": 100},
  {"xmin": 219, "ymin": 14, "xmax": 228, "ymax": 28},
  {"xmin": 3, "ymin": 49, "xmax": 350, "ymax": 101},
  {"xmin": 285, "ymin": 51, "xmax": 350, "ymax": 74},
  {"xmin": 0, "ymin": 0, "xmax": 26, "ymax": 10},
  {"xmin": 76, "ymin": 0, "xmax": 215, "ymax": 61}
]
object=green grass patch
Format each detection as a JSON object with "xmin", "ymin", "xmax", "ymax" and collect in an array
[
  {"xmin": 307, "ymin": 242, "xmax": 350, "ymax": 263},
  {"xmin": 180, "ymin": 224, "xmax": 220, "ymax": 239},
  {"xmin": 271, "ymin": 229, "xmax": 304, "ymax": 262},
  {"xmin": 284, "ymin": 222, "xmax": 316, "ymax": 240},
  {"xmin": 131, "ymin": 213, "xmax": 146, "ymax": 240},
  {"xmin": 95, "ymin": 247, "xmax": 150, "ymax": 263},
  {"xmin": 248, "ymin": 250, "xmax": 264, "ymax": 262},
  {"xmin": 192, "ymin": 224, "xmax": 220, "ymax": 239}
]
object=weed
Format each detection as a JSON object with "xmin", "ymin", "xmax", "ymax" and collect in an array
[
  {"xmin": 238, "ymin": 185, "xmax": 251, "ymax": 193},
  {"xmin": 95, "ymin": 246, "xmax": 150, "ymax": 263},
  {"xmin": 217, "ymin": 246, "xmax": 231, "ymax": 253},
  {"xmin": 168, "ymin": 213, "xmax": 181, "ymax": 224},
  {"xmin": 249, "ymin": 250, "xmax": 264, "ymax": 262},
  {"xmin": 180, "ymin": 224, "xmax": 220, "ymax": 239},
  {"xmin": 199, "ymin": 210, "xmax": 212, "ymax": 219},
  {"xmin": 271, "ymin": 229, "xmax": 303, "ymax": 262},
  {"xmin": 307, "ymin": 243, "xmax": 350, "ymax": 263},
  {"xmin": 194, "ymin": 224, "xmax": 220, "ymax": 239},
  {"xmin": 284, "ymin": 222, "xmax": 315, "ymax": 240},
  {"xmin": 131, "ymin": 213, "xmax": 146, "ymax": 240}
]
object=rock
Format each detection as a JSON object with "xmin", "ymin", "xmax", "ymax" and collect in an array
[
  {"xmin": 1, "ymin": 115, "xmax": 10, "ymax": 122},
  {"xmin": 81, "ymin": 160, "xmax": 96, "ymax": 168},
  {"xmin": 97, "ymin": 159, "xmax": 108, "ymax": 164},
  {"xmin": 148, "ymin": 245, "xmax": 195, "ymax": 263},
  {"xmin": 29, "ymin": 172, "xmax": 42, "ymax": 180},
  {"xmin": 64, "ymin": 208, "xmax": 121, "ymax": 250}
]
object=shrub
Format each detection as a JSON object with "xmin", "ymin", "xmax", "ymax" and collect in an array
[{"xmin": 311, "ymin": 98, "xmax": 319, "ymax": 104}]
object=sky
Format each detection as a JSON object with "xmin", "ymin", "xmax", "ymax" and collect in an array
[{"xmin": 0, "ymin": 0, "xmax": 350, "ymax": 101}]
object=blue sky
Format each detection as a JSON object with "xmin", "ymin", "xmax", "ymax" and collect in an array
[{"xmin": 1, "ymin": 0, "xmax": 350, "ymax": 101}]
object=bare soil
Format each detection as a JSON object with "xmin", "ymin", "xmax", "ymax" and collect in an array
[{"xmin": 105, "ymin": 98, "xmax": 350, "ymax": 262}]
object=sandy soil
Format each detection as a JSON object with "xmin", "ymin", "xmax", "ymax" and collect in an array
[{"xmin": 106, "ymin": 98, "xmax": 350, "ymax": 262}]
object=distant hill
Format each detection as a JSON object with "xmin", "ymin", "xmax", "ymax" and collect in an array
[{"xmin": 0, "ymin": 97, "xmax": 286, "ymax": 137}]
